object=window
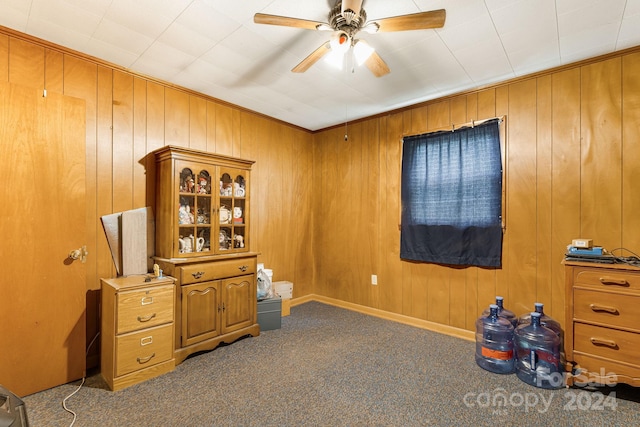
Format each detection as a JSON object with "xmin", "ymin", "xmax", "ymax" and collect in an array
[{"xmin": 400, "ymin": 118, "xmax": 503, "ymax": 267}]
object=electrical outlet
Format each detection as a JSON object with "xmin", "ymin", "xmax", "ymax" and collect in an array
[{"xmin": 371, "ymin": 274, "xmax": 378, "ymax": 285}]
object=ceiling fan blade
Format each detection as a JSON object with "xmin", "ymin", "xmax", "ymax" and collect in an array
[
  {"xmin": 364, "ymin": 51, "xmax": 390, "ymax": 78},
  {"xmin": 254, "ymin": 13, "xmax": 325, "ymax": 30},
  {"xmin": 373, "ymin": 9, "xmax": 446, "ymax": 32},
  {"xmin": 292, "ymin": 42, "xmax": 332, "ymax": 73}
]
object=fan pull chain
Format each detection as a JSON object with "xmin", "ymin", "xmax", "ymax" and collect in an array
[{"xmin": 344, "ymin": 104, "xmax": 348, "ymax": 141}]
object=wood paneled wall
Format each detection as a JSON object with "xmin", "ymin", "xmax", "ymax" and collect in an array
[
  {"xmin": 313, "ymin": 50, "xmax": 640, "ymax": 334},
  {"xmin": 2, "ymin": 26, "xmax": 640, "ymax": 361},
  {"xmin": 0, "ymin": 29, "xmax": 314, "ymax": 367}
]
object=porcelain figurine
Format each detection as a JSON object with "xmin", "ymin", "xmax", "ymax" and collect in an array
[
  {"xmin": 233, "ymin": 206, "xmax": 243, "ymax": 223},
  {"xmin": 198, "ymin": 177, "xmax": 208, "ymax": 194},
  {"xmin": 219, "ymin": 205, "xmax": 231, "ymax": 223},
  {"xmin": 234, "ymin": 182, "xmax": 245, "ymax": 197}
]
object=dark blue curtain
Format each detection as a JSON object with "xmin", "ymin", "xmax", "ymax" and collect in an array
[{"xmin": 400, "ymin": 119, "xmax": 503, "ymax": 267}]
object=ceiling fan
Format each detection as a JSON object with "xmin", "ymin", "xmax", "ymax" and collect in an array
[{"xmin": 254, "ymin": 0, "xmax": 446, "ymax": 77}]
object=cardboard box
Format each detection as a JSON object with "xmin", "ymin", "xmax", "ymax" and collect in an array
[
  {"xmin": 273, "ymin": 280, "xmax": 293, "ymax": 299},
  {"xmin": 281, "ymin": 298, "xmax": 291, "ymax": 316},
  {"xmin": 257, "ymin": 296, "xmax": 281, "ymax": 331}
]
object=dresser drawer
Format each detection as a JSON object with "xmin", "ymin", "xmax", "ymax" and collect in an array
[
  {"xmin": 116, "ymin": 285, "xmax": 174, "ymax": 334},
  {"xmin": 115, "ymin": 324, "xmax": 173, "ymax": 377},
  {"xmin": 574, "ymin": 289, "xmax": 640, "ymax": 331},
  {"xmin": 574, "ymin": 268, "xmax": 640, "ymax": 291},
  {"xmin": 180, "ymin": 258, "xmax": 256, "ymax": 284},
  {"xmin": 574, "ymin": 323, "xmax": 640, "ymax": 367}
]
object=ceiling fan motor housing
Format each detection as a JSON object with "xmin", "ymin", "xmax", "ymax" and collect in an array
[{"xmin": 330, "ymin": 1, "xmax": 367, "ymax": 35}]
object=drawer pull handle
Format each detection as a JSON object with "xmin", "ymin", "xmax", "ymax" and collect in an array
[
  {"xmin": 590, "ymin": 337, "xmax": 618, "ymax": 349},
  {"xmin": 137, "ymin": 313, "xmax": 157, "ymax": 323},
  {"xmin": 141, "ymin": 296, "xmax": 154, "ymax": 305},
  {"xmin": 137, "ymin": 353, "xmax": 156, "ymax": 364},
  {"xmin": 599, "ymin": 277, "xmax": 629, "ymax": 286},
  {"xmin": 192, "ymin": 271, "xmax": 205, "ymax": 279},
  {"xmin": 589, "ymin": 304, "xmax": 619, "ymax": 315},
  {"xmin": 140, "ymin": 336, "xmax": 153, "ymax": 346},
  {"xmin": 238, "ymin": 265, "xmax": 247, "ymax": 272}
]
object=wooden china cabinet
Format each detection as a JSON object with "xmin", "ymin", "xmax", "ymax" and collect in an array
[{"xmin": 152, "ymin": 146, "xmax": 260, "ymax": 364}]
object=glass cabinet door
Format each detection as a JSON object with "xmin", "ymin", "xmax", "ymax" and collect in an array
[
  {"xmin": 217, "ymin": 168, "xmax": 248, "ymax": 253},
  {"xmin": 177, "ymin": 163, "xmax": 213, "ymax": 256}
]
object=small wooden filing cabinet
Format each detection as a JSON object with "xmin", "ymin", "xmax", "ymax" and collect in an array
[
  {"xmin": 565, "ymin": 260, "xmax": 640, "ymax": 387},
  {"xmin": 101, "ymin": 275, "xmax": 176, "ymax": 391}
]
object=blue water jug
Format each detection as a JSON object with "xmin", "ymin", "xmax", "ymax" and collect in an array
[
  {"xmin": 475, "ymin": 304, "xmax": 515, "ymax": 374},
  {"xmin": 514, "ymin": 312, "xmax": 564, "ymax": 389},
  {"xmin": 517, "ymin": 303, "xmax": 562, "ymax": 337},
  {"xmin": 482, "ymin": 296, "xmax": 517, "ymax": 327}
]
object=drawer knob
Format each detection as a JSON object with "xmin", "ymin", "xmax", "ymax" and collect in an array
[
  {"xmin": 137, "ymin": 313, "xmax": 157, "ymax": 323},
  {"xmin": 590, "ymin": 337, "xmax": 618, "ymax": 349},
  {"xmin": 599, "ymin": 277, "xmax": 629, "ymax": 287},
  {"xmin": 238, "ymin": 265, "xmax": 247, "ymax": 272},
  {"xmin": 589, "ymin": 304, "xmax": 619, "ymax": 315},
  {"xmin": 192, "ymin": 271, "xmax": 205, "ymax": 279},
  {"xmin": 137, "ymin": 353, "xmax": 156, "ymax": 364}
]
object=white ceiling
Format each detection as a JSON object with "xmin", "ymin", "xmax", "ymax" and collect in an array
[{"xmin": 1, "ymin": 0, "xmax": 639, "ymax": 131}]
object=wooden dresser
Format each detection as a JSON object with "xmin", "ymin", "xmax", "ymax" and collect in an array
[
  {"xmin": 101, "ymin": 275, "xmax": 176, "ymax": 391},
  {"xmin": 564, "ymin": 260, "xmax": 640, "ymax": 387}
]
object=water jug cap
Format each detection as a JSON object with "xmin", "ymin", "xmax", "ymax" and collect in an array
[
  {"xmin": 531, "ymin": 312, "xmax": 542, "ymax": 324},
  {"xmin": 488, "ymin": 304, "xmax": 499, "ymax": 317}
]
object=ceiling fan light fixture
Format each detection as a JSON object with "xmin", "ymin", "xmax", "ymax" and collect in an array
[
  {"xmin": 353, "ymin": 39, "xmax": 374, "ymax": 65},
  {"xmin": 329, "ymin": 31, "xmax": 351, "ymax": 54},
  {"xmin": 325, "ymin": 49, "xmax": 345, "ymax": 70}
]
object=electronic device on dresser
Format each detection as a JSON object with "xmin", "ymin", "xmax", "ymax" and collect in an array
[{"xmin": 564, "ymin": 259, "xmax": 640, "ymax": 387}]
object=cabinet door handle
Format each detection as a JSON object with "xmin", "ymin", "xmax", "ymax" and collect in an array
[
  {"xmin": 589, "ymin": 304, "xmax": 619, "ymax": 314},
  {"xmin": 238, "ymin": 265, "xmax": 247, "ymax": 272},
  {"xmin": 599, "ymin": 277, "xmax": 629, "ymax": 286},
  {"xmin": 137, "ymin": 353, "xmax": 156, "ymax": 364},
  {"xmin": 137, "ymin": 313, "xmax": 157, "ymax": 323},
  {"xmin": 192, "ymin": 271, "xmax": 205, "ymax": 279},
  {"xmin": 590, "ymin": 337, "xmax": 618, "ymax": 349}
]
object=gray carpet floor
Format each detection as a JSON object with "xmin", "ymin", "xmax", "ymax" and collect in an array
[{"xmin": 22, "ymin": 301, "xmax": 640, "ymax": 426}]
